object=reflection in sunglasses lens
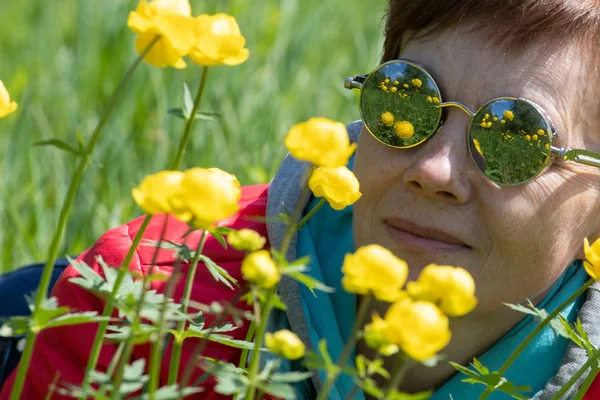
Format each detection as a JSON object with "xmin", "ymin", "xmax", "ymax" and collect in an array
[
  {"xmin": 468, "ymin": 99, "xmax": 552, "ymax": 185},
  {"xmin": 361, "ymin": 61, "xmax": 442, "ymax": 148}
]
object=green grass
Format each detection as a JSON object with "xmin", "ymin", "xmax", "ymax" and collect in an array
[{"xmin": 0, "ymin": 0, "xmax": 386, "ymax": 271}]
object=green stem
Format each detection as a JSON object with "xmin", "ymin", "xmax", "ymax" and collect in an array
[
  {"xmin": 573, "ymin": 362, "xmax": 600, "ymax": 400},
  {"xmin": 294, "ymin": 198, "xmax": 325, "ymax": 232},
  {"xmin": 170, "ymin": 66, "xmax": 209, "ymax": 171},
  {"xmin": 478, "ymin": 278, "xmax": 594, "ymax": 400},
  {"xmin": 551, "ymin": 350, "xmax": 600, "ymax": 400},
  {"xmin": 9, "ymin": 38, "xmax": 157, "ymax": 400},
  {"xmin": 238, "ymin": 321, "xmax": 256, "ymax": 369},
  {"xmin": 168, "ymin": 230, "xmax": 208, "ymax": 385},
  {"xmin": 279, "ymin": 166, "xmax": 314, "ymax": 257},
  {"xmin": 245, "ymin": 290, "xmax": 276, "ymax": 400},
  {"xmin": 316, "ymin": 295, "xmax": 373, "ymax": 400},
  {"xmin": 384, "ymin": 354, "xmax": 410, "ymax": 396}
]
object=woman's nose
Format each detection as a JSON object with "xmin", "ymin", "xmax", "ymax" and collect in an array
[{"xmin": 402, "ymin": 112, "xmax": 473, "ymax": 204}]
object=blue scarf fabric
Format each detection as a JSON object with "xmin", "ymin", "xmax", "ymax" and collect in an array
[{"xmin": 286, "ymin": 159, "xmax": 589, "ymax": 399}]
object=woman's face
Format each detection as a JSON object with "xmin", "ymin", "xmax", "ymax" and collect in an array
[{"xmin": 353, "ymin": 25, "xmax": 600, "ymax": 311}]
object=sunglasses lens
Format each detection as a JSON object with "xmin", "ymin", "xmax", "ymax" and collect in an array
[
  {"xmin": 361, "ymin": 61, "xmax": 442, "ymax": 148},
  {"xmin": 468, "ymin": 99, "xmax": 552, "ymax": 185}
]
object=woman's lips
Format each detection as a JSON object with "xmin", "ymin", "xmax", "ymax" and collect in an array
[{"xmin": 384, "ymin": 217, "xmax": 471, "ymax": 254}]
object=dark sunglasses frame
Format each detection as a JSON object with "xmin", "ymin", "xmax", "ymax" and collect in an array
[{"xmin": 344, "ymin": 59, "xmax": 600, "ymax": 186}]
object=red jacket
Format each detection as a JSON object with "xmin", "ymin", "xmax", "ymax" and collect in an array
[{"xmin": 0, "ymin": 184, "xmax": 270, "ymax": 400}]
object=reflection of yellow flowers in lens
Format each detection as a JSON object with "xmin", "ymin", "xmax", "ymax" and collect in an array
[
  {"xmin": 407, "ymin": 264, "xmax": 478, "ymax": 317},
  {"xmin": 538, "ymin": 129, "xmax": 546, "ymax": 136},
  {"xmin": 381, "ymin": 85, "xmax": 388, "ymax": 92},
  {"xmin": 394, "ymin": 120, "xmax": 415, "ymax": 139},
  {"xmin": 265, "ymin": 330, "xmax": 305, "ymax": 360},
  {"xmin": 393, "ymin": 80, "xmax": 399, "ymax": 85},
  {"xmin": 504, "ymin": 110, "xmax": 515, "ymax": 120},
  {"xmin": 390, "ymin": 87, "xmax": 397, "ymax": 93},
  {"xmin": 128, "ymin": 0, "xmax": 197, "ymax": 69},
  {"xmin": 309, "ymin": 166, "xmax": 362, "ymax": 210},
  {"xmin": 545, "ymin": 143, "xmax": 550, "ymax": 150},
  {"xmin": 412, "ymin": 78, "xmax": 422, "ymax": 88},
  {"xmin": 501, "ymin": 120, "xmax": 506, "ymax": 125},
  {"xmin": 241, "ymin": 250, "xmax": 280, "ymax": 289},
  {"xmin": 432, "ymin": 97, "xmax": 440, "ymax": 105},
  {"xmin": 426, "ymin": 96, "xmax": 432, "ymax": 103},
  {"xmin": 385, "ymin": 79, "xmax": 390, "ymax": 84},
  {"xmin": 189, "ymin": 14, "xmax": 250, "ymax": 67},
  {"xmin": 583, "ymin": 237, "xmax": 600, "ymax": 280},
  {"xmin": 532, "ymin": 134, "xmax": 538, "ymax": 141},
  {"xmin": 480, "ymin": 121, "xmax": 492, "ymax": 129},
  {"xmin": 0, "ymin": 81, "xmax": 18, "ymax": 118},
  {"xmin": 472, "ymin": 139, "xmax": 483, "ymax": 156},
  {"xmin": 342, "ymin": 245, "xmax": 408, "ymax": 302},
  {"xmin": 525, "ymin": 135, "xmax": 531, "ymax": 141},
  {"xmin": 381, "ymin": 111, "xmax": 395, "ymax": 127},
  {"xmin": 493, "ymin": 116, "xmax": 498, "ymax": 121},
  {"xmin": 484, "ymin": 113, "xmax": 490, "ymax": 119},
  {"xmin": 384, "ymin": 298, "xmax": 451, "ymax": 361},
  {"xmin": 403, "ymin": 83, "xmax": 409, "ymax": 89},
  {"xmin": 285, "ymin": 117, "xmax": 356, "ymax": 168}
]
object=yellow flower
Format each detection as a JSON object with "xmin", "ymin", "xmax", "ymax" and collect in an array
[
  {"xmin": 390, "ymin": 87, "xmax": 398, "ymax": 93},
  {"xmin": 309, "ymin": 166, "xmax": 362, "ymax": 210},
  {"xmin": 381, "ymin": 85, "xmax": 388, "ymax": 92},
  {"xmin": 525, "ymin": 135, "xmax": 531, "ymax": 141},
  {"xmin": 241, "ymin": 250, "xmax": 280, "ymax": 289},
  {"xmin": 432, "ymin": 96, "xmax": 440, "ymax": 105},
  {"xmin": 171, "ymin": 168, "xmax": 241, "ymax": 228},
  {"xmin": 381, "ymin": 111, "xmax": 395, "ymax": 127},
  {"xmin": 406, "ymin": 264, "xmax": 478, "ymax": 317},
  {"xmin": 472, "ymin": 138, "xmax": 483, "ymax": 156},
  {"xmin": 403, "ymin": 83, "xmax": 409, "ymax": 89},
  {"xmin": 504, "ymin": 110, "xmax": 515, "ymax": 120},
  {"xmin": 189, "ymin": 14, "xmax": 249, "ymax": 67},
  {"xmin": 501, "ymin": 120, "xmax": 506, "ymax": 125},
  {"xmin": 132, "ymin": 170, "xmax": 185, "ymax": 215},
  {"xmin": 426, "ymin": 96, "xmax": 432, "ymax": 103},
  {"xmin": 393, "ymin": 80, "xmax": 399, "ymax": 85},
  {"xmin": 394, "ymin": 120, "xmax": 415, "ymax": 139},
  {"xmin": 128, "ymin": 0, "xmax": 197, "ymax": 69},
  {"xmin": 384, "ymin": 79, "xmax": 390, "ymax": 84},
  {"xmin": 228, "ymin": 228, "xmax": 266, "ymax": 252},
  {"xmin": 0, "ymin": 81, "xmax": 17, "ymax": 118},
  {"xmin": 545, "ymin": 143, "xmax": 550, "ymax": 150},
  {"xmin": 583, "ymin": 237, "xmax": 600, "ymax": 280},
  {"xmin": 532, "ymin": 134, "xmax": 538, "ymax": 141},
  {"xmin": 363, "ymin": 314, "xmax": 399, "ymax": 356},
  {"xmin": 341, "ymin": 244, "xmax": 408, "ymax": 302},
  {"xmin": 484, "ymin": 113, "xmax": 490, "ymax": 119},
  {"xmin": 265, "ymin": 330, "xmax": 305, "ymax": 360},
  {"xmin": 493, "ymin": 116, "xmax": 498, "ymax": 121},
  {"xmin": 412, "ymin": 78, "xmax": 422, "ymax": 88},
  {"xmin": 384, "ymin": 298, "xmax": 451, "ymax": 361},
  {"xmin": 538, "ymin": 129, "xmax": 546, "ymax": 136},
  {"xmin": 284, "ymin": 117, "xmax": 356, "ymax": 168}
]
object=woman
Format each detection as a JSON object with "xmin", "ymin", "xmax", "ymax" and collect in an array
[{"xmin": 3, "ymin": 0, "xmax": 600, "ymax": 398}]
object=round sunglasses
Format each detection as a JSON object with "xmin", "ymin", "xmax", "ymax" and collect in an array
[{"xmin": 344, "ymin": 59, "xmax": 600, "ymax": 186}]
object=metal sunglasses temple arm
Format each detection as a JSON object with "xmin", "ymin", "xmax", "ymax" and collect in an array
[
  {"xmin": 344, "ymin": 75, "xmax": 367, "ymax": 90},
  {"xmin": 551, "ymin": 147, "xmax": 600, "ymax": 168}
]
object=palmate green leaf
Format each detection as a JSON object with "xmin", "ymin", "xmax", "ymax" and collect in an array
[
  {"xmin": 574, "ymin": 318, "xmax": 597, "ymax": 359},
  {"xmin": 181, "ymin": 328, "xmax": 259, "ymax": 351},
  {"xmin": 0, "ymin": 316, "xmax": 30, "ymax": 336},
  {"xmin": 135, "ymin": 385, "xmax": 203, "ymax": 400},
  {"xmin": 44, "ymin": 311, "xmax": 110, "ymax": 329},
  {"xmin": 68, "ymin": 257, "xmax": 110, "ymax": 294},
  {"xmin": 355, "ymin": 355, "xmax": 390, "ymax": 380},
  {"xmin": 142, "ymin": 240, "xmax": 194, "ymax": 262},
  {"xmin": 198, "ymin": 254, "xmax": 238, "ymax": 290},
  {"xmin": 106, "ymin": 323, "xmax": 159, "ymax": 345},
  {"xmin": 209, "ymin": 361, "xmax": 249, "ymax": 396},
  {"xmin": 34, "ymin": 138, "xmax": 83, "ymax": 157}
]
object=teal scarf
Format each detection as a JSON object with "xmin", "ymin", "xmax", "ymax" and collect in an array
[{"xmin": 287, "ymin": 158, "xmax": 588, "ymax": 399}]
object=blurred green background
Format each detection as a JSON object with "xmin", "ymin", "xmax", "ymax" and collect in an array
[{"xmin": 0, "ymin": 0, "xmax": 386, "ymax": 270}]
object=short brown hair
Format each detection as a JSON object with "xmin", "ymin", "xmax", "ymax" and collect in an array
[{"xmin": 381, "ymin": 0, "xmax": 600, "ymax": 62}]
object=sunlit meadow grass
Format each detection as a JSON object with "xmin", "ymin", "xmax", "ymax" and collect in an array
[{"xmin": 0, "ymin": 0, "xmax": 385, "ymax": 270}]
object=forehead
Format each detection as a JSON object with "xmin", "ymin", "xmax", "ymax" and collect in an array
[{"xmin": 399, "ymin": 25, "xmax": 592, "ymax": 142}]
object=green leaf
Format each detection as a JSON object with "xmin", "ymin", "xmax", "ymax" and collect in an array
[
  {"xmin": 183, "ymin": 83, "xmax": 194, "ymax": 116},
  {"xmin": 211, "ymin": 226, "xmax": 234, "ymax": 249},
  {"xmin": 0, "ymin": 316, "xmax": 30, "ymax": 336},
  {"xmin": 45, "ymin": 311, "xmax": 110, "ymax": 329},
  {"xmin": 450, "ymin": 359, "xmax": 531, "ymax": 399},
  {"xmin": 167, "ymin": 108, "xmax": 187, "ymax": 120},
  {"xmin": 136, "ymin": 385, "xmax": 203, "ymax": 399},
  {"xmin": 286, "ymin": 271, "xmax": 334, "ymax": 295},
  {"xmin": 257, "ymin": 382, "xmax": 296, "ymax": 399},
  {"xmin": 503, "ymin": 302, "xmax": 540, "ymax": 318},
  {"xmin": 199, "ymin": 254, "xmax": 238, "ymax": 290},
  {"xmin": 192, "ymin": 111, "xmax": 221, "ymax": 121},
  {"xmin": 34, "ymin": 138, "xmax": 82, "ymax": 157},
  {"xmin": 270, "ymin": 371, "xmax": 314, "ymax": 383},
  {"xmin": 386, "ymin": 389, "xmax": 433, "ymax": 400}
]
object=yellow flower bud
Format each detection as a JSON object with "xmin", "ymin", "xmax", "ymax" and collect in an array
[
  {"xmin": 525, "ymin": 135, "xmax": 531, "ymax": 141},
  {"xmin": 504, "ymin": 110, "xmax": 515, "ymax": 120},
  {"xmin": 493, "ymin": 117, "xmax": 498, "ymax": 121},
  {"xmin": 501, "ymin": 120, "xmax": 506, "ymax": 125},
  {"xmin": 189, "ymin": 14, "xmax": 250, "ymax": 67},
  {"xmin": 403, "ymin": 83, "xmax": 409, "ymax": 89},
  {"xmin": 532, "ymin": 134, "xmax": 538, "ymax": 141},
  {"xmin": 484, "ymin": 113, "xmax": 490, "ymax": 119},
  {"xmin": 390, "ymin": 87, "xmax": 398, "ymax": 93},
  {"xmin": 265, "ymin": 330, "xmax": 305, "ymax": 360},
  {"xmin": 228, "ymin": 228, "xmax": 266, "ymax": 252},
  {"xmin": 384, "ymin": 298, "xmax": 451, "ymax": 361},
  {"xmin": 384, "ymin": 79, "xmax": 390, "ymax": 84},
  {"xmin": 308, "ymin": 166, "xmax": 362, "ymax": 210},
  {"xmin": 381, "ymin": 85, "xmax": 388, "ymax": 92},
  {"xmin": 170, "ymin": 168, "xmax": 241, "ymax": 228},
  {"xmin": 128, "ymin": 0, "xmax": 197, "ymax": 69},
  {"xmin": 381, "ymin": 111, "xmax": 395, "ymax": 127},
  {"xmin": 132, "ymin": 170, "xmax": 185, "ymax": 215},
  {"xmin": 394, "ymin": 120, "xmax": 415, "ymax": 139},
  {"xmin": 545, "ymin": 143, "xmax": 550, "ymax": 151},
  {"xmin": 241, "ymin": 250, "xmax": 280, "ymax": 289},
  {"xmin": 406, "ymin": 264, "xmax": 478, "ymax": 317},
  {"xmin": 393, "ymin": 80, "xmax": 399, "ymax": 85},
  {"xmin": 432, "ymin": 96, "xmax": 440, "ymax": 105},
  {"xmin": 363, "ymin": 314, "xmax": 399, "ymax": 356},
  {"xmin": 412, "ymin": 78, "xmax": 422, "ymax": 88},
  {"xmin": 426, "ymin": 96, "xmax": 433, "ymax": 103},
  {"xmin": 342, "ymin": 245, "xmax": 408, "ymax": 302},
  {"xmin": 583, "ymin": 237, "xmax": 600, "ymax": 280},
  {"xmin": 285, "ymin": 118, "xmax": 356, "ymax": 168},
  {"xmin": 472, "ymin": 138, "xmax": 483, "ymax": 156},
  {"xmin": 0, "ymin": 80, "xmax": 18, "ymax": 118},
  {"xmin": 538, "ymin": 129, "xmax": 546, "ymax": 136}
]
